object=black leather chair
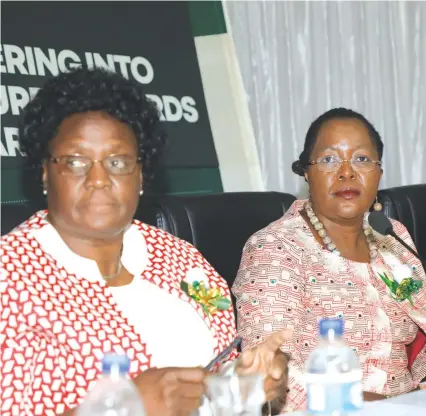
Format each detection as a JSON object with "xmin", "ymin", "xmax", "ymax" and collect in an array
[
  {"xmin": 378, "ymin": 184, "xmax": 426, "ymax": 261},
  {"xmin": 137, "ymin": 192, "xmax": 296, "ymax": 289}
]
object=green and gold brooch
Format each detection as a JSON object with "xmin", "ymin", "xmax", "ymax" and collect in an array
[
  {"xmin": 181, "ymin": 280, "xmax": 232, "ymax": 316},
  {"xmin": 378, "ymin": 270, "xmax": 423, "ymax": 306}
]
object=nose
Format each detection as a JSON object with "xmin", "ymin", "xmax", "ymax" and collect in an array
[
  {"xmin": 337, "ymin": 160, "xmax": 356, "ymax": 181},
  {"xmin": 85, "ymin": 160, "xmax": 112, "ymax": 188}
]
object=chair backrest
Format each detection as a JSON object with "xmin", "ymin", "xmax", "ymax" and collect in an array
[
  {"xmin": 4, "ymin": 187, "xmax": 425, "ymax": 270},
  {"xmin": 136, "ymin": 192, "xmax": 297, "ymax": 289},
  {"xmin": 378, "ymin": 184, "xmax": 426, "ymax": 261}
]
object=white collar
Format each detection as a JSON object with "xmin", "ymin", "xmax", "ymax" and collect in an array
[{"xmin": 30, "ymin": 213, "xmax": 149, "ymax": 283}]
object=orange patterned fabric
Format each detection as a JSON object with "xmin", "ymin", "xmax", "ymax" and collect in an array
[
  {"xmin": 233, "ymin": 199, "xmax": 426, "ymax": 413},
  {"xmin": 1, "ymin": 211, "xmax": 237, "ymax": 416}
]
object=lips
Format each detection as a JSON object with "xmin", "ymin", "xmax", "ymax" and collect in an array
[
  {"xmin": 334, "ymin": 188, "xmax": 361, "ymax": 199},
  {"xmin": 82, "ymin": 198, "xmax": 116, "ymax": 209},
  {"xmin": 90, "ymin": 202, "xmax": 116, "ymax": 208}
]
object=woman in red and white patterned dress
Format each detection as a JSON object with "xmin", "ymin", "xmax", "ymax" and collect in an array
[
  {"xmin": 233, "ymin": 108, "xmax": 426, "ymax": 413},
  {"xmin": 0, "ymin": 68, "xmax": 290, "ymax": 416}
]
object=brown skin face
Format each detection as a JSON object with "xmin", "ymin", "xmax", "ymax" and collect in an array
[
  {"xmin": 304, "ymin": 118, "xmax": 383, "ymax": 226},
  {"xmin": 42, "ymin": 111, "xmax": 142, "ymax": 242}
]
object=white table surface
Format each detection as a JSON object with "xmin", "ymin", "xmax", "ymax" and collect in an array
[{"xmin": 285, "ymin": 389, "xmax": 426, "ymax": 415}]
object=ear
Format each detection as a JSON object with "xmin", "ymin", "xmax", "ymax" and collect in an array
[
  {"xmin": 42, "ymin": 160, "xmax": 48, "ymax": 190},
  {"xmin": 304, "ymin": 172, "xmax": 309, "ymax": 183}
]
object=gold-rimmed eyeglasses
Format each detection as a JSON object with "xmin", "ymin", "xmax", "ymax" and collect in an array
[
  {"xmin": 48, "ymin": 154, "xmax": 142, "ymax": 176},
  {"xmin": 308, "ymin": 156, "xmax": 382, "ymax": 173}
]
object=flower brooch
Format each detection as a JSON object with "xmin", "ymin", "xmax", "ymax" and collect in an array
[
  {"xmin": 180, "ymin": 268, "xmax": 232, "ymax": 316},
  {"xmin": 378, "ymin": 264, "xmax": 423, "ymax": 306}
]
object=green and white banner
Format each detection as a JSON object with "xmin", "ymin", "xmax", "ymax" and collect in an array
[{"xmin": 1, "ymin": 1, "xmax": 231, "ymax": 203}]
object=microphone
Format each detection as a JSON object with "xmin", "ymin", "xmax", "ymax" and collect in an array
[{"xmin": 368, "ymin": 211, "xmax": 426, "ymax": 266}]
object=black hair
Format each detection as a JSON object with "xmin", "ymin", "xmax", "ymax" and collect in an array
[
  {"xmin": 19, "ymin": 66, "xmax": 167, "ymax": 190},
  {"xmin": 292, "ymin": 108, "xmax": 384, "ymax": 176}
]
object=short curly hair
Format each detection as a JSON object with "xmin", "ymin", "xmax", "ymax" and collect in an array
[{"xmin": 19, "ymin": 66, "xmax": 167, "ymax": 190}]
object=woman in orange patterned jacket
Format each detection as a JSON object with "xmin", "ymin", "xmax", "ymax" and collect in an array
[
  {"xmin": 233, "ymin": 108, "xmax": 426, "ymax": 413},
  {"xmin": 0, "ymin": 67, "xmax": 290, "ymax": 416}
]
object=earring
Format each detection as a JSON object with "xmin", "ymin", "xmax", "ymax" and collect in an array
[
  {"xmin": 373, "ymin": 196, "xmax": 382, "ymax": 211},
  {"xmin": 139, "ymin": 190, "xmax": 144, "ymax": 196},
  {"xmin": 43, "ymin": 189, "xmax": 47, "ymax": 196}
]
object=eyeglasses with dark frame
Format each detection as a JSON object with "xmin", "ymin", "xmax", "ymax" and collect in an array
[
  {"xmin": 48, "ymin": 154, "xmax": 142, "ymax": 176},
  {"xmin": 308, "ymin": 156, "xmax": 382, "ymax": 173}
]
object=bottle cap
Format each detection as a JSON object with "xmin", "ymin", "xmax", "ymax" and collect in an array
[
  {"xmin": 101, "ymin": 353, "xmax": 130, "ymax": 375},
  {"xmin": 319, "ymin": 318, "xmax": 344, "ymax": 337}
]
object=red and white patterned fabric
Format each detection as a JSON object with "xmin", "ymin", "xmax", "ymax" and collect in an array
[
  {"xmin": 233, "ymin": 199, "xmax": 426, "ymax": 413},
  {"xmin": 0, "ymin": 211, "xmax": 237, "ymax": 416}
]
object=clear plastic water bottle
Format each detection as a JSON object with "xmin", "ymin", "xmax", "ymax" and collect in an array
[
  {"xmin": 305, "ymin": 318, "xmax": 363, "ymax": 416},
  {"xmin": 77, "ymin": 353, "xmax": 145, "ymax": 416}
]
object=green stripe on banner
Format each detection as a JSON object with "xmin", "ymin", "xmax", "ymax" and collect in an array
[
  {"xmin": 188, "ymin": 1, "xmax": 227, "ymax": 37},
  {"xmin": 1, "ymin": 168, "xmax": 223, "ymax": 203}
]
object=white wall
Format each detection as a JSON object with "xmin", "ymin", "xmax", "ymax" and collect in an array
[{"xmin": 194, "ymin": 33, "xmax": 264, "ymax": 192}]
